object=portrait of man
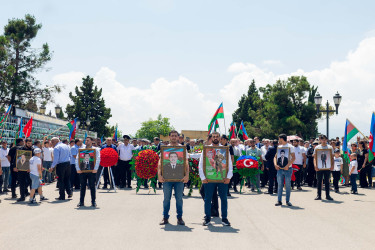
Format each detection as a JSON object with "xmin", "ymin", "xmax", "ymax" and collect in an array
[
  {"xmin": 277, "ymin": 149, "xmax": 289, "ymax": 169},
  {"xmin": 16, "ymin": 150, "xmax": 32, "ymax": 171},
  {"xmin": 162, "ymin": 148, "xmax": 185, "ymax": 181},
  {"xmin": 321, "ymin": 151, "xmax": 327, "ymax": 169},
  {"xmin": 78, "ymin": 149, "xmax": 96, "ymax": 172},
  {"xmin": 203, "ymin": 146, "xmax": 229, "ymax": 182}
]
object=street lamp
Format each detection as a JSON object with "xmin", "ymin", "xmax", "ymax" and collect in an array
[
  {"xmin": 39, "ymin": 106, "xmax": 46, "ymax": 115},
  {"xmin": 314, "ymin": 91, "xmax": 342, "ymax": 138},
  {"xmin": 55, "ymin": 105, "xmax": 62, "ymax": 117}
]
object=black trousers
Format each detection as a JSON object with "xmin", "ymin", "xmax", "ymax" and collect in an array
[
  {"xmin": 200, "ymin": 183, "xmax": 218, "ymax": 214},
  {"xmin": 79, "ymin": 173, "xmax": 96, "ymax": 203},
  {"xmin": 96, "ymin": 166, "xmax": 110, "ymax": 187},
  {"xmin": 17, "ymin": 171, "xmax": 29, "ymax": 198},
  {"xmin": 261, "ymin": 167, "xmax": 269, "ymax": 187},
  {"xmin": 230, "ymin": 172, "xmax": 240, "ymax": 190},
  {"xmin": 56, "ymin": 162, "xmax": 71, "ymax": 199},
  {"xmin": 118, "ymin": 160, "xmax": 132, "ymax": 187},
  {"xmin": 112, "ymin": 165, "xmax": 119, "ymax": 186},
  {"xmin": 70, "ymin": 164, "xmax": 80, "ymax": 190},
  {"xmin": 306, "ymin": 165, "xmax": 317, "ymax": 187},
  {"xmin": 359, "ymin": 165, "xmax": 372, "ymax": 187},
  {"xmin": 331, "ymin": 171, "xmax": 341, "ymax": 190},
  {"xmin": 316, "ymin": 170, "xmax": 330, "ymax": 197},
  {"xmin": 268, "ymin": 167, "xmax": 278, "ymax": 193},
  {"xmin": 295, "ymin": 164, "xmax": 303, "ymax": 188},
  {"xmin": 11, "ymin": 169, "xmax": 18, "ymax": 196}
]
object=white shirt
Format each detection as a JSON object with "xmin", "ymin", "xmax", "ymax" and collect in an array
[
  {"xmin": 0, "ymin": 147, "xmax": 10, "ymax": 167},
  {"xmin": 260, "ymin": 145, "xmax": 269, "ymax": 161},
  {"xmin": 333, "ymin": 156, "xmax": 343, "ymax": 171},
  {"xmin": 350, "ymin": 160, "xmax": 358, "ymax": 174},
  {"xmin": 198, "ymin": 145, "xmax": 233, "ymax": 181},
  {"xmin": 293, "ymin": 146, "xmax": 305, "ymax": 165},
  {"xmin": 42, "ymin": 147, "xmax": 53, "ymax": 161},
  {"xmin": 29, "ymin": 156, "xmax": 41, "ymax": 176},
  {"xmin": 117, "ymin": 143, "xmax": 135, "ymax": 161}
]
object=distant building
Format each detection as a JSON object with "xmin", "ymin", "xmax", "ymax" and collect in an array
[{"xmin": 0, "ymin": 107, "xmax": 96, "ymax": 145}]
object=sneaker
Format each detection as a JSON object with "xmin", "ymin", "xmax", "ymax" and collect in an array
[
  {"xmin": 91, "ymin": 202, "xmax": 97, "ymax": 207},
  {"xmin": 297, "ymin": 187, "xmax": 302, "ymax": 190},
  {"xmin": 68, "ymin": 194, "xmax": 73, "ymax": 198},
  {"xmin": 227, "ymin": 193, "xmax": 232, "ymax": 197},
  {"xmin": 40, "ymin": 197, "xmax": 49, "ymax": 201},
  {"xmin": 314, "ymin": 196, "xmax": 321, "ymax": 200},
  {"xmin": 222, "ymin": 218, "xmax": 231, "ymax": 226},
  {"xmin": 29, "ymin": 198, "xmax": 36, "ymax": 204},
  {"xmin": 11, "ymin": 194, "xmax": 17, "ymax": 199},
  {"xmin": 286, "ymin": 202, "xmax": 293, "ymax": 206},
  {"xmin": 127, "ymin": 186, "xmax": 132, "ymax": 189},
  {"xmin": 55, "ymin": 197, "xmax": 65, "ymax": 201},
  {"xmin": 159, "ymin": 218, "xmax": 169, "ymax": 225},
  {"xmin": 177, "ymin": 218, "xmax": 185, "ymax": 226},
  {"xmin": 275, "ymin": 201, "xmax": 282, "ymax": 206},
  {"xmin": 77, "ymin": 202, "xmax": 84, "ymax": 207},
  {"xmin": 17, "ymin": 197, "xmax": 25, "ymax": 202},
  {"xmin": 203, "ymin": 219, "xmax": 211, "ymax": 226},
  {"xmin": 335, "ymin": 189, "xmax": 339, "ymax": 193}
]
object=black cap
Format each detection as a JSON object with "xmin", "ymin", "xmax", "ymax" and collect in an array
[
  {"xmin": 221, "ymin": 135, "xmax": 229, "ymax": 140},
  {"xmin": 334, "ymin": 149, "xmax": 340, "ymax": 153},
  {"xmin": 123, "ymin": 135, "xmax": 131, "ymax": 140}
]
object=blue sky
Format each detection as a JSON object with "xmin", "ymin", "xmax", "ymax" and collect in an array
[{"xmin": 1, "ymin": 0, "xmax": 375, "ymax": 138}]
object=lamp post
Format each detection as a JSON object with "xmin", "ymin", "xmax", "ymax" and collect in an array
[
  {"xmin": 55, "ymin": 105, "xmax": 62, "ymax": 118},
  {"xmin": 39, "ymin": 106, "xmax": 46, "ymax": 115},
  {"xmin": 86, "ymin": 117, "xmax": 91, "ymax": 135},
  {"xmin": 314, "ymin": 91, "xmax": 342, "ymax": 139}
]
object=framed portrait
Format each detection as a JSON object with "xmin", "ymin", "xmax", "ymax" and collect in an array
[
  {"xmin": 203, "ymin": 146, "xmax": 229, "ymax": 183},
  {"xmin": 315, "ymin": 149, "xmax": 332, "ymax": 170},
  {"xmin": 16, "ymin": 150, "xmax": 32, "ymax": 172},
  {"xmin": 78, "ymin": 148, "xmax": 97, "ymax": 173},
  {"xmin": 276, "ymin": 147, "xmax": 291, "ymax": 170},
  {"xmin": 161, "ymin": 146, "xmax": 186, "ymax": 182}
]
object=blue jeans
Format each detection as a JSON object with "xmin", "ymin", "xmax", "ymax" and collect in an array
[
  {"xmin": 277, "ymin": 168, "xmax": 293, "ymax": 202},
  {"xmin": 2, "ymin": 167, "xmax": 10, "ymax": 190},
  {"xmin": 163, "ymin": 182, "xmax": 184, "ymax": 219},
  {"xmin": 350, "ymin": 174, "xmax": 358, "ymax": 192},
  {"xmin": 204, "ymin": 183, "xmax": 228, "ymax": 220},
  {"xmin": 42, "ymin": 161, "xmax": 52, "ymax": 183}
]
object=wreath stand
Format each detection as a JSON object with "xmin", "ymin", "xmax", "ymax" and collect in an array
[{"xmin": 96, "ymin": 166, "xmax": 117, "ymax": 192}]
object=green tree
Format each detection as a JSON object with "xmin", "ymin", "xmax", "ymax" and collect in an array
[
  {"xmin": 135, "ymin": 114, "xmax": 174, "ymax": 141},
  {"xmin": 104, "ymin": 124, "xmax": 123, "ymax": 138},
  {"xmin": 0, "ymin": 14, "xmax": 60, "ymax": 108},
  {"xmin": 66, "ymin": 75, "xmax": 112, "ymax": 136}
]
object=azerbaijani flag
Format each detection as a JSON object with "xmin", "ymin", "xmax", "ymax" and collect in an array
[
  {"xmin": 208, "ymin": 119, "xmax": 219, "ymax": 134},
  {"xmin": 83, "ymin": 131, "xmax": 88, "ymax": 144},
  {"xmin": 342, "ymin": 119, "xmax": 359, "ymax": 160},
  {"xmin": 67, "ymin": 118, "xmax": 77, "ymax": 140},
  {"xmin": 0, "ymin": 105, "xmax": 12, "ymax": 126},
  {"xmin": 15, "ymin": 117, "xmax": 24, "ymax": 139},
  {"xmin": 369, "ymin": 113, "xmax": 375, "ymax": 162},
  {"xmin": 113, "ymin": 125, "xmax": 118, "ymax": 141},
  {"xmin": 100, "ymin": 135, "xmax": 104, "ymax": 144},
  {"xmin": 229, "ymin": 122, "xmax": 237, "ymax": 139},
  {"xmin": 238, "ymin": 121, "xmax": 249, "ymax": 140},
  {"xmin": 208, "ymin": 102, "xmax": 224, "ymax": 131}
]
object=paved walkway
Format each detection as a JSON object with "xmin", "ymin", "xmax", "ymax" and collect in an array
[{"xmin": 0, "ymin": 182, "xmax": 374, "ymax": 250}]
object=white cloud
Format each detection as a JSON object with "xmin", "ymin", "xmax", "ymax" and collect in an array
[
  {"xmin": 50, "ymin": 36, "xmax": 375, "ymax": 138},
  {"xmin": 263, "ymin": 60, "xmax": 282, "ymax": 66}
]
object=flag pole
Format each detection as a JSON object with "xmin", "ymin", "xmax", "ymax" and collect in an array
[
  {"xmin": 347, "ymin": 118, "xmax": 369, "ymax": 140},
  {"xmin": 45, "ymin": 126, "xmax": 65, "ymax": 138},
  {"xmin": 222, "ymin": 102, "xmax": 227, "ymax": 135}
]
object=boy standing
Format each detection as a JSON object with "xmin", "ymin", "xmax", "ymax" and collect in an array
[
  {"xmin": 332, "ymin": 149, "xmax": 343, "ymax": 193},
  {"xmin": 29, "ymin": 148, "xmax": 48, "ymax": 203},
  {"xmin": 349, "ymin": 153, "xmax": 358, "ymax": 194}
]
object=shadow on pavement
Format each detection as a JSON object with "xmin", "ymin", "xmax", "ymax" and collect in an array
[
  {"xmin": 134, "ymin": 193, "xmax": 161, "ymax": 195},
  {"xmin": 48, "ymin": 199, "xmax": 71, "ymax": 204},
  {"xmin": 282, "ymin": 205, "xmax": 304, "ymax": 210},
  {"xmin": 321, "ymin": 200, "xmax": 344, "ymax": 204},
  {"xmin": 74, "ymin": 206, "xmax": 100, "ymax": 210},
  {"xmin": 162, "ymin": 224, "xmax": 193, "ymax": 232}
]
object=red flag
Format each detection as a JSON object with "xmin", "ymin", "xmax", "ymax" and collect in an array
[{"xmin": 22, "ymin": 117, "xmax": 33, "ymax": 138}]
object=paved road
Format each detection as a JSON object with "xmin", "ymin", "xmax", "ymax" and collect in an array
[{"xmin": 0, "ymin": 182, "xmax": 374, "ymax": 250}]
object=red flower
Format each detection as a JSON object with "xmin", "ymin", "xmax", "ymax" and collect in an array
[
  {"xmin": 100, "ymin": 148, "xmax": 119, "ymax": 167},
  {"xmin": 135, "ymin": 149, "xmax": 159, "ymax": 179}
]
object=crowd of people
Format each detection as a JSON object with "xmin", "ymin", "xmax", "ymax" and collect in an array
[{"xmin": 0, "ymin": 131, "xmax": 374, "ymax": 227}]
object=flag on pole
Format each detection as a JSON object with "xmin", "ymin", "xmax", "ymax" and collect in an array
[
  {"xmin": 0, "ymin": 105, "xmax": 12, "ymax": 126},
  {"xmin": 229, "ymin": 122, "xmax": 237, "ymax": 139},
  {"xmin": 342, "ymin": 119, "xmax": 360, "ymax": 160},
  {"xmin": 113, "ymin": 125, "xmax": 118, "ymax": 142},
  {"xmin": 208, "ymin": 102, "xmax": 224, "ymax": 131},
  {"xmin": 83, "ymin": 131, "xmax": 88, "ymax": 144},
  {"xmin": 369, "ymin": 113, "xmax": 375, "ymax": 162},
  {"xmin": 100, "ymin": 135, "xmax": 104, "ymax": 144},
  {"xmin": 22, "ymin": 117, "xmax": 33, "ymax": 138},
  {"xmin": 208, "ymin": 119, "xmax": 219, "ymax": 134},
  {"xmin": 15, "ymin": 118, "xmax": 24, "ymax": 139},
  {"xmin": 238, "ymin": 121, "xmax": 249, "ymax": 140},
  {"xmin": 67, "ymin": 119, "xmax": 77, "ymax": 140}
]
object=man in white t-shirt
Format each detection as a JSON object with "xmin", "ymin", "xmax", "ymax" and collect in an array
[
  {"xmin": 313, "ymin": 134, "xmax": 334, "ymax": 201},
  {"xmin": 0, "ymin": 141, "xmax": 11, "ymax": 192},
  {"xmin": 292, "ymin": 140, "xmax": 306, "ymax": 190},
  {"xmin": 42, "ymin": 141, "xmax": 54, "ymax": 183},
  {"xmin": 274, "ymin": 134, "xmax": 295, "ymax": 206}
]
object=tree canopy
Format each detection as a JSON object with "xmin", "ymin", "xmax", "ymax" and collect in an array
[
  {"xmin": 66, "ymin": 75, "xmax": 112, "ymax": 136},
  {"xmin": 135, "ymin": 114, "xmax": 174, "ymax": 141},
  {"xmin": 233, "ymin": 76, "xmax": 318, "ymax": 140},
  {"xmin": 0, "ymin": 14, "xmax": 60, "ymax": 109}
]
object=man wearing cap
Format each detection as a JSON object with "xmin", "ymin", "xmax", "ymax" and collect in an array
[
  {"xmin": 77, "ymin": 137, "xmax": 100, "ymax": 207},
  {"xmin": 117, "ymin": 135, "xmax": 135, "ymax": 188}
]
